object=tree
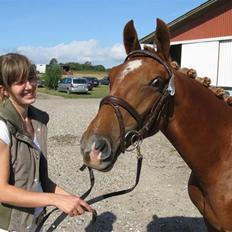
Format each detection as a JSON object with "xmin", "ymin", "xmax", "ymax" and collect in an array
[
  {"xmin": 44, "ymin": 64, "xmax": 62, "ymax": 89},
  {"xmin": 62, "ymin": 61, "xmax": 106, "ymax": 72},
  {"xmin": 84, "ymin": 61, "xmax": 92, "ymax": 66},
  {"xmin": 94, "ymin": 65, "xmax": 105, "ymax": 71},
  {"xmin": 49, "ymin": 58, "xmax": 58, "ymax": 66}
]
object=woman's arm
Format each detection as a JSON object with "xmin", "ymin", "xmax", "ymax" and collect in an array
[{"xmin": 0, "ymin": 140, "xmax": 92, "ymax": 216}]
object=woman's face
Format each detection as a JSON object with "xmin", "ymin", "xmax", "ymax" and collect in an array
[{"xmin": 8, "ymin": 77, "xmax": 37, "ymax": 107}]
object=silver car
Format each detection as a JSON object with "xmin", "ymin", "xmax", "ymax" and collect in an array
[{"xmin": 57, "ymin": 77, "xmax": 88, "ymax": 94}]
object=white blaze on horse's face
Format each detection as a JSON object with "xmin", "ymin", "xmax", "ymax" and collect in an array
[{"xmin": 120, "ymin": 59, "xmax": 143, "ymax": 81}]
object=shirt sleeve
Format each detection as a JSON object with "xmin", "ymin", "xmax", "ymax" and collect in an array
[{"xmin": 0, "ymin": 120, "xmax": 10, "ymax": 145}]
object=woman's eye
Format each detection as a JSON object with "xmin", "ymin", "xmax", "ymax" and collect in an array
[
  {"xmin": 14, "ymin": 80, "xmax": 26, "ymax": 85},
  {"xmin": 28, "ymin": 74, "xmax": 37, "ymax": 81}
]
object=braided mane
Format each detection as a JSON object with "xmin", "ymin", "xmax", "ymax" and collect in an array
[{"xmin": 170, "ymin": 60, "xmax": 232, "ymax": 106}]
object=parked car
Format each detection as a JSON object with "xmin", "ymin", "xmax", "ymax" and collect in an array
[
  {"xmin": 99, "ymin": 76, "xmax": 109, "ymax": 85},
  {"xmin": 84, "ymin": 77, "xmax": 99, "ymax": 87},
  {"xmin": 83, "ymin": 77, "xmax": 94, "ymax": 91},
  {"xmin": 37, "ymin": 79, "xmax": 44, "ymax": 88},
  {"xmin": 57, "ymin": 77, "xmax": 88, "ymax": 94}
]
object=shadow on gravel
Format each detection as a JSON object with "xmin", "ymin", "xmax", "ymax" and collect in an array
[
  {"xmin": 147, "ymin": 215, "xmax": 207, "ymax": 232},
  {"xmin": 85, "ymin": 211, "xmax": 117, "ymax": 232}
]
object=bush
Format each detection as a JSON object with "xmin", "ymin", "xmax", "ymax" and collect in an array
[{"xmin": 44, "ymin": 64, "xmax": 63, "ymax": 89}]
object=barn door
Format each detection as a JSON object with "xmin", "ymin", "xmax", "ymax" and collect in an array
[
  {"xmin": 217, "ymin": 40, "xmax": 232, "ymax": 87},
  {"xmin": 181, "ymin": 41, "xmax": 219, "ymax": 85}
]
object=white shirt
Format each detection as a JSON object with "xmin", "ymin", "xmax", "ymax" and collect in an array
[{"xmin": 0, "ymin": 120, "xmax": 10, "ymax": 145}]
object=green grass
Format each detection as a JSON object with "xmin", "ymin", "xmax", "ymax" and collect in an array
[{"xmin": 38, "ymin": 85, "xmax": 109, "ymax": 99}]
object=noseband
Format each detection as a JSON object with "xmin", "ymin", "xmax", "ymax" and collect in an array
[
  {"xmin": 100, "ymin": 49, "xmax": 175, "ymax": 152},
  {"xmin": 100, "ymin": 95, "xmax": 143, "ymax": 153}
]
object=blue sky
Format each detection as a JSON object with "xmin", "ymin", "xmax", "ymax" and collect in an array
[{"xmin": 0, "ymin": 0, "xmax": 206, "ymax": 68}]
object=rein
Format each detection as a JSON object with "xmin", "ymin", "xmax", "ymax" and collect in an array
[{"xmin": 35, "ymin": 50, "xmax": 174, "ymax": 231}]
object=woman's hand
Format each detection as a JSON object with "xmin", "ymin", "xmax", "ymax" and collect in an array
[{"xmin": 54, "ymin": 194, "xmax": 93, "ymax": 217}]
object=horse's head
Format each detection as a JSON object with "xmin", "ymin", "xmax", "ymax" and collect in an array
[{"xmin": 81, "ymin": 19, "xmax": 174, "ymax": 171}]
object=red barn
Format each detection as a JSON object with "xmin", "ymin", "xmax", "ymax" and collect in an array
[{"xmin": 140, "ymin": 0, "xmax": 232, "ymax": 87}]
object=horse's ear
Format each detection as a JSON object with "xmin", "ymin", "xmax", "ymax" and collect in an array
[
  {"xmin": 123, "ymin": 20, "xmax": 141, "ymax": 54},
  {"xmin": 154, "ymin": 18, "xmax": 170, "ymax": 61}
]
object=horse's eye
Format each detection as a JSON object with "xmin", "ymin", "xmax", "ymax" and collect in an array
[{"xmin": 151, "ymin": 77, "xmax": 163, "ymax": 89}]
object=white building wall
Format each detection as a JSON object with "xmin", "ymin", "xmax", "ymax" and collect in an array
[
  {"xmin": 181, "ymin": 41, "xmax": 219, "ymax": 85},
  {"xmin": 36, "ymin": 64, "xmax": 46, "ymax": 73},
  {"xmin": 217, "ymin": 40, "xmax": 232, "ymax": 87}
]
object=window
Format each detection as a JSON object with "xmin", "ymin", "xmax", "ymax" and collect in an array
[
  {"xmin": 73, "ymin": 79, "xmax": 87, "ymax": 84},
  {"xmin": 62, "ymin": 78, "xmax": 67, "ymax": 83}
]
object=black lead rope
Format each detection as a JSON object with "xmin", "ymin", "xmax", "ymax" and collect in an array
[
  {"xmin": 35, "ymin": 166, "xmax": 95, "ymax": 232},
  {"xmin": 35, "ymin": 150, "xmax": 143, "ymax": 232},
  {"xmin": 87, "ymin": 152, "xmax": 143, "ymax": 205}
]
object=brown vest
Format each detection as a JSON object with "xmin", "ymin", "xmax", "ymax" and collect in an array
[{"xmin": 0, "ymin": 99, "xmax": 50, "ymax": 231}]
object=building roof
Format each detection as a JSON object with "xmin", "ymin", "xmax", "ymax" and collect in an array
[{"xmin": 140, "ymin": 0, "xmax": 228, "ymax": 44}]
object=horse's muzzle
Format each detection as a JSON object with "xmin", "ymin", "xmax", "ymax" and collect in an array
[{"xmin": 81, "ymin": 135, "xmax": 116, "ymax": 171}]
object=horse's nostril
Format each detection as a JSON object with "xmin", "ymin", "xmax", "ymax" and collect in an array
[
  {"xmin": 95, "ymin": 138, "xmax": 107, "ymax": 152},
  {"xmin": 94, "ymin": 137, "xmax": 111, "ymax": 160}
]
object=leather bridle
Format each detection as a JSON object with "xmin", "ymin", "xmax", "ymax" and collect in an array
[
  {"xmin": 100, "ymin": 95, "xmax": 143, "ymax": 153},
  {"xmin": 35, "ymin": 50, "xmax": 175, "ymax": 232}
]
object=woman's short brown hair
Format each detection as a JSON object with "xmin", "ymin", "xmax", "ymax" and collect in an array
[{"xmin": 0, "ymin": 53, "xmax": 37, "ymax": 89}]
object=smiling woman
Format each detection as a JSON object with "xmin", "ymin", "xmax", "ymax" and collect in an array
[{"xmin": 0, "ymin": 53, "xmax": 92, "ymax": 232}]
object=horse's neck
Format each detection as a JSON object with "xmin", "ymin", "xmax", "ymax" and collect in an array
[{"xmin": 162, "ymin": 73, "xmax": 232, "ymax": 179}]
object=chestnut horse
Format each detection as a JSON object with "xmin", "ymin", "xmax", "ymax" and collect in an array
[{"xmin": 80, "ymin": 19, "xmax": 232, "ymax": 231}]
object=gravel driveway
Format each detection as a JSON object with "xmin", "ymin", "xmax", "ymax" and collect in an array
[{"xmin": 35, "ymin": 93, "xmax": 207, "ymax": 232}]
